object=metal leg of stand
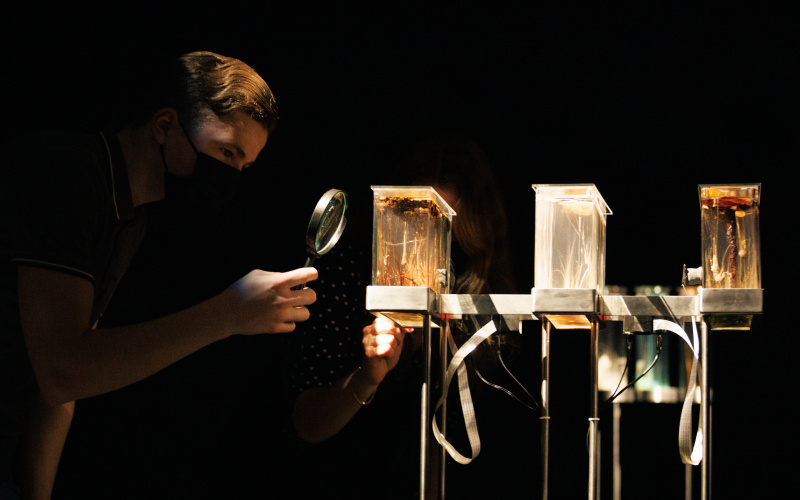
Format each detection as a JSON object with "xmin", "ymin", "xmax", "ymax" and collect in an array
[
  {"xmin": 613, "ymin": 403, "xmax": 621, "ymax": 500},
  {"xmin": 439, "ymin": 320, "xmax": 448, "ymax": 499},
  {"xmin": 588, "ymin": 320, "xmax": 600, "ymax": 500},
  {"xmin": 541, "ymin": 320, "xmax": 551, "ymax": 500},
  {"xmin": 420, "ymin": 314, "xmax": 432, "ymax": 499},
  {"xmin": 700, "ymin": 319, "xmax": 711, "ymax": 500}
]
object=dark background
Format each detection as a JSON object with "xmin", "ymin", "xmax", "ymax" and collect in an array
[{"xmin": 3, "ymin": 3, "xmax": 795, "ymax": 499}]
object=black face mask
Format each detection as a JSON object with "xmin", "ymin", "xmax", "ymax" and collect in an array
[{"xmin": 162, "ymin": 119, "xmax": 242, "ymax": 218}]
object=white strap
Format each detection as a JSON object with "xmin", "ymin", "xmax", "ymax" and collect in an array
[
  {"xmin": 653, "ymin": 318, "xmax": 704, "ymax": 465},
  {"xmin": 432, "ymin": 320, "xmax": 497, "ymax": 464}
]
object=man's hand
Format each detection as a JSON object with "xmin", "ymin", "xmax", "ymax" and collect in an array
[{"xmin": 224, "ymin": 267, "xmax": 319, "ymax": 335}]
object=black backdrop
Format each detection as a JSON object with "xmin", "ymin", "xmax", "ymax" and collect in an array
[{"xmin": 3, "ymin": 3, "xmax": 795, "ymax": 499}]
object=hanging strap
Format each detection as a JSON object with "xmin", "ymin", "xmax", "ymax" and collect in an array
[
  {"xmin": 652, "ymin": 318, "xmax": 704, "ymax": 465},
  {"xmin": 432, "ymin": 320, "xmax": 498, "ymax": 464}
]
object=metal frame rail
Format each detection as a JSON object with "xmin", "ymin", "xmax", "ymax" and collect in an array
[{"xmin": 365, "ymin": 286, "xmax": 763, "ymax": 500}]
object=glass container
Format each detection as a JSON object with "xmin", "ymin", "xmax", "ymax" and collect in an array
[
  {"xmin": 371, "ymin": 186, "xmax": 456, "ymax": 293},
  {"xmin": 533, "ymin": 184, "xmax": 611, "ymax": 328},
  {"xmin": 699, "ymin": 184, "xmax": 761, "ymax": 330}
]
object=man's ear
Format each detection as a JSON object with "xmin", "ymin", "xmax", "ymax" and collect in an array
[{"xmin": 151, "ymin": 108, "xmax": 179, "ymax": 144}]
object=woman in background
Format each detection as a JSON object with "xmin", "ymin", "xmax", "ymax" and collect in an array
[{"xmin": 290, "ymin": 135, "xmax": 535, "ymax": 499}]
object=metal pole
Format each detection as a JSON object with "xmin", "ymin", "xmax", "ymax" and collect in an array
[
  {"xmin": 420, "ymin": 313, "xmax": 432, "ymax": 499},
  {"xmin": 613, "ymin": 403, "xmax": 621, "ymax": 500},
  {"xmin": 439, "ymin": 320, "xmax": 448, "ymax": 499},
  {"xmin": 541, "ymin": 319, "xmax": 551, "ymax": 500},
  {"xmin": 701, "ymin": 319, "xmax": 711, "ymax": 500},
  {"xmin": 588, "ymin": 320, "xmax": 600, "ymax": 500}
]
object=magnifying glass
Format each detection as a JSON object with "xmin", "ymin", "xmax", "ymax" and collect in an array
[
  {"xmin": 293, "ymin": 188, "xmax": 348, "ymax": 291},
  {"xmin": 301, "ymin": 188, "xmax": 349, "ymax": 268}
]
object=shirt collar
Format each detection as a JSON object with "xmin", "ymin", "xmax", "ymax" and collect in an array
[{"xmin": 99, "ymin": 130, "xmax": 135, "ymax": 221}]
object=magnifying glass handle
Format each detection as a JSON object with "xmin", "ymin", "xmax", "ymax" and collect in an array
[{"xmin": 293, "ymin": 256, "xmax": 316, "ymax": 290}]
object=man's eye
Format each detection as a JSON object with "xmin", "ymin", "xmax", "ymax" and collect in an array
[{"xmin": 222, "ymin": 149, "xmax": 235, "ymax": 159}]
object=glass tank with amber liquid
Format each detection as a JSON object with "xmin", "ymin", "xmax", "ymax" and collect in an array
[
  {"xmin": 371, "ymin": 187, "xmax": 456, "ymax": 327},
  {"xmin": 700, "ymin": 184, "xmax": 761, "ymax": 330}
]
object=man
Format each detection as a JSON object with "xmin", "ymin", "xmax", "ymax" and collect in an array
[{"xmin": 0, "ymin": 51, "xmax": 317, "ymax": 499}]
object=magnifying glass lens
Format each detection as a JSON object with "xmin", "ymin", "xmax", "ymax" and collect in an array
[
  {"xmin": 314, "ymin": 192, "xmax": 347, "ymax": 255},
  {"xmin": 295, "ymin": 189, "xmax": 349, "ymax": 289}
]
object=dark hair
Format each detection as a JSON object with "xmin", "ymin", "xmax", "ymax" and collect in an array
[
  {"xmin": 401, "ymin": 135, "xmax": 516, "ymax": 295},
  {"xmin": 130, "ymin": 51, "xmax": 279, "ymax": 132},
  {"xmin": 400, "ymin": 136, "xmax": 521, "ymax": 378}
]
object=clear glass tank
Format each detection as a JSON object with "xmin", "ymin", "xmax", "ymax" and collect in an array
[
  {"xmin": 533, "ymin": 184, "xmax": 611, "ymax": 329},
  {"xmin": 533, "ymin": 184, "xmax": 611, "ymax": 291}
]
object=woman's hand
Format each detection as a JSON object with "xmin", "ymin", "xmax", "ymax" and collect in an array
[{"xmin": 360, "ymin": 317, "xmax": 410, "ymax": 385}]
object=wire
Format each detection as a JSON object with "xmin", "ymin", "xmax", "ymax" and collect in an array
[
  {"xmin": 497, "ymin": 348, "xmax": 540, "ymax": 411},
  {"xmin": 588, "ymin": 341, "xmax": 661, "ymax": 453},
  {"xmin": 474, "ymin": 364, "xmax": 540, "ymax": 412},
  {"xmin": 609, "ymin": 359, "xmax": 630, "ymax": 403},
  {"xmin": 470, "ymin": 337, "xmax": 540, "ymax": 412},
  {"xmin": 602, "ymin": 343, "xmax": 661, "ymax": 410},
  {"xmin": 599, "ymin": 335, "xmax": 634, "ymax": 411}
]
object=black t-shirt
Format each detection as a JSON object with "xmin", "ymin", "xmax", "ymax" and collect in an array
[{"xmin": 0, "ymin": 129, "xmax": 146, "ymax": 483}]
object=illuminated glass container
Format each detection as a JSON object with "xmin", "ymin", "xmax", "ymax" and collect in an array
[
  {"xmin": 533, "ymin": 184, "xmax": 611, "ymax": 328},
  {"xmin": 699, "ymin": 183, "xmax": 761, "ymax": 330},
  {"xmin": 371, "ymin": 186, "xmax": 456, "ymax": 293}
]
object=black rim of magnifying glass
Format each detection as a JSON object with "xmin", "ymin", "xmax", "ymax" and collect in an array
[{"xmin": 304, "ymin": 188, "xmax": 348, "ymax": 268}]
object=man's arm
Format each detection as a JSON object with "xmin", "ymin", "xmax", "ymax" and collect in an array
[
  {"xmin": 18, "ymin": 265, "xmax": 318, "ymax": 405},
  {"xmin": 16, "ymin": 399, "xmax": 74, "ymax": 500}
]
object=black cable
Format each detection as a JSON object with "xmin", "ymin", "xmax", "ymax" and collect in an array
[
  {"xmin": 473, "ymin": 366, "xmax": 539, "ymax": 411},
  {"xmin": 470, "ymin": 335, "xmax": 540, "ymax": 412},
  {"xmin": 608, "ymin": 353, "xmax": 660, "ymax": 403},
  {"xmin": 497, "ymin": 348, "xmax": 540, "ymax": 411},
  {"xmin": 599, "ymin": 335, "xmax": 634, "ymax": 411},
  {"xmin": 601, "ymin": 334, "xmax": 663, "ymax": 411},
  {"xmin": 608, "ymin": 359, "xmax": 630, "ymax": 404},
  {"xmin": 588, "ymin": 338, "xmax": 661, "ymax": 453}
]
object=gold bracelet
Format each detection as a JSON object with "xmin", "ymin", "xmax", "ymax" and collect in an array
[
  {"xmin": 351, "ymin": 367, "xmax": 377, "ymax": 405},
  {"xmin": 353, "ymin": 388, "xmax": 377, "ymax": 405}
]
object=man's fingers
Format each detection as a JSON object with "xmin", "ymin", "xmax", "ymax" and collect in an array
[
  {"xmin": 275, "ymin": 301, "xmax": 312, "ymax": 323},
  {"xmin": 288, "ymin": 286, "xmax": 317, "ymax": 306},
  {"xmin": 280, "ymin": 267, "xmax": 319, "ymax": 288}
]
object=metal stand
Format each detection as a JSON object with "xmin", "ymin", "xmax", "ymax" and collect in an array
[
  {"xmin": 613, "ymin": 403, "xmax": 622, "ymax": 500},
  {"xmin": 419, "ymin": 312, "xmax": 432, "ymax": 498},
  {"xmin": 700, "ymin": 318, "xmax": 711, "ymax": 500},
  {"xmin": 365, "ymin": 285, "xmax": 762, "ymax": 500},
  {"xmin": 588, "ymin": 320, "xmax": 600, "ymax": 499},
  {"xmin": 540, "ymin": 319, "xmax": 551, "ymax": 500},
  {"xmin": 697, "ymin": 288, "xmax": 763, "ymax": 500},
  {"xmin": 532, "ymin": 288, "xmax": 599, "ymax": 499}
]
